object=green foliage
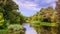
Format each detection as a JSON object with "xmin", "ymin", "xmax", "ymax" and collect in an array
[
  {"xmin": 0, "ymin": 29, "xmax": 8, "ymax": 34},
  {"xmin": 20, "ymin": 14, "xmax": 27, "ymax": 24},
  {"xmin": 0, "ymin": 0, "xmax": 27, "ymax": 34},
  {"xmin": 0, "ymin": 24, "xmax": 25, "ymax": 34},
  {"xmin": 0, "ymin": 0, "xmax": 26, "ymax": 25},
  {"xmin": 8, "ymin": 24, "xmax": 23, "ymax": 30},
  {"xmin": 0, "ymin": 12, "xmax": 7, "ymax": 29},
  {"xmin": 30, "ymin": 21, "xmax": 58, "ymax": 28},
  {"xmin": 6, "ymin": 10, "xmax": 21, "ymax": 24},
  {"xmin": 0, "ymin": 13, "xmax": 4, "ymax": 21},
  {"xmin": 26, "ymin": 7, "xmax": 55, "ymax": 23},
  {"xmin": 27, "ymin": 7, "xmax": 58, "ymax": 34},
  {"xmin": 27, "ymin": 7, "xmax": 56, "ymax": 25},
  {"xmin": 8, "ymin": 24, "xmax": 25, "ymax": 34}
]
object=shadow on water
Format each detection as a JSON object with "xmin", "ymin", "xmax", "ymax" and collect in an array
[{"xmin": 23, "ymin": 23, "xmax": 37, "ymax": 34}]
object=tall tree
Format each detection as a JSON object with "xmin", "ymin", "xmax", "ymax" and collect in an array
[
  {"xmin": 0, "ymin": 0, "xmax": 26, "ymax": 25},
  {"xmin": 55, "ymin": 0, "xmax": 60, "ymax": 23},
  {"xmin": 55, "ymin": 0, "xmax": 60, "ymax": 34}
]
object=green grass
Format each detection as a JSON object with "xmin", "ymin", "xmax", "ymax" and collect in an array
[
  {"xmin": 0, "ymin": 29, "xmax": 8, "ymax": 34},
  {"xmin": 31, "ymin": 21, "xmax": 58, "ymax": 27}
]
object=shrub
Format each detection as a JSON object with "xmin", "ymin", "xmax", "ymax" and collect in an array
[{"xmin": 8, "ymin": 24, "xmax": 26, "ymax": 34}]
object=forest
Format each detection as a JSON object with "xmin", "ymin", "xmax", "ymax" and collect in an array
[{"xmin": 0, "ymin": 0, "xmax": 60, "ymax": 34}]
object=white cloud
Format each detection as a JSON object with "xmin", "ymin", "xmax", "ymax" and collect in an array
[
  {"xmin": 40, "ymin": 0, "xmax": 55, "ymax": 4},
  {"xmin": 13, "ymin": 0, "xmax": 40, "ymax": 11},
  {"xmin": 45, "ymin": 0, "xmax": 53, "ymax": 3},
  {"xmin": 13, "ymin": 0, "xmax": 56, "ymax": 11}
]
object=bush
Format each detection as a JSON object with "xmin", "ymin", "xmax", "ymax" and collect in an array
[{"xmin": 8, "ymin": 24, "xmax": 26, "ymax": 34}]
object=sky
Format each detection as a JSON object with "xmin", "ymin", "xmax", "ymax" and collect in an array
[{"xmin": 13, "ymin": 0, "xmax": 56, "ymax": 17}]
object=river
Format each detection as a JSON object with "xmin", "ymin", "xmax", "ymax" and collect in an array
[{"xmin": 23, "ymin": 23, "xmax": 37, "ymax": 34}]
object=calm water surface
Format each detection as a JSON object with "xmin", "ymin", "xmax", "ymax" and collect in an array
[{"xmin": 23, "ymin": 23, "xmax": 37, "ymax": 34}]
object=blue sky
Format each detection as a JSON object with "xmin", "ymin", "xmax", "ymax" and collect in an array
[{"xmin": 13, "ymin": 0, "xmax": 56, "ymax": 17}]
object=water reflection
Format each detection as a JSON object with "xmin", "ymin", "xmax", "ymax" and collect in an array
[{"xmin": 23, "ymin": 23, "xmax": 37, "ymax": 34}]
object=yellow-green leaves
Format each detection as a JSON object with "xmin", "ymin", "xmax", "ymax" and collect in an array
[
  {"xmin": 0, "ymin": 13, "xmax": 4, "ymax": 26},
  {"xmin": 0, "ymin": 13, "xmax": 3, "ymax": 20}
]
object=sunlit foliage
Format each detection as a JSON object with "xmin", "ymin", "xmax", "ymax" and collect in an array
[
  {"xmin": 27, "ymin": 7, "xmax": 58, "ymax": 34},
  {"xmin": 0, "ymin": 0, "xmax": 26, "ymax": 30}
]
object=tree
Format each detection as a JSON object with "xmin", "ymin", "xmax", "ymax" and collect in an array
[
  {"xmin": 0, "ymin": 12, "xmax": 7, "ymax": 29},
  {"xmin": 20, "ymin": 14, "xmax": 27, "ymax": 25},
  {"xmin": 28, "ymin": 7, "xmax": 57, "ymax": 34},
  {"xmin": 55, "ymin": 0, "xmax": 60, "ymax": 34},
  {"xmin": 55, "ymin": 0, "xmax": 60, "ymax": 23},
  {"xmin": 0, "ymin": 0, "xmax": 19, "ymax": 24},
  {"xmin": 0, "ymin": 0, "xmax": 27, "ymax": 29}
]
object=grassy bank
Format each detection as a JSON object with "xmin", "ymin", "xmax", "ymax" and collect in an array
[{"xmin": 0, "ymin": 29, "xmax": 8, "ymax": 34}]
